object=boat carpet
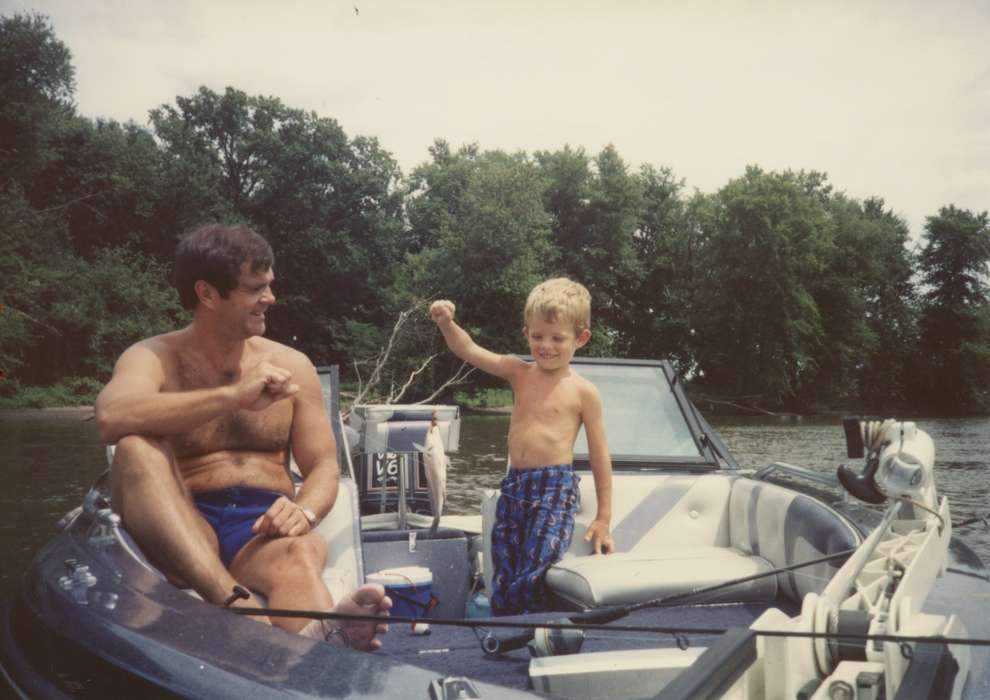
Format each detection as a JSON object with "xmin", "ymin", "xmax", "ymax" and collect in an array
[{"xmin": 378, "ymin": 600, "xmax": 795, "ymax": 694}]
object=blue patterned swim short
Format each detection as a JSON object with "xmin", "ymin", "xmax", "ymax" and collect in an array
[{"xmin": 490, "ymin": 465, "xmax": 580, "ymax": 615}]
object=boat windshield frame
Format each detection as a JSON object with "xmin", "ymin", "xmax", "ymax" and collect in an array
[{"xmin": 561, "ymin": 357, "xmax": 738, "ymax": 472}]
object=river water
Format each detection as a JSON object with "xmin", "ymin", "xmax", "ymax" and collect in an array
[{"xmin": 1, "ymin": 411, "xmax": 988, "ymax": 602}]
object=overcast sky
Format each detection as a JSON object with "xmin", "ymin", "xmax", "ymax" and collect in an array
[{"xmin": 5, "ymin": 0, "xmax": 989, "ymax": 240}]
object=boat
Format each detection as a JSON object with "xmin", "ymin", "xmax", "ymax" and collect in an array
[{"xmin": 2, "ymin": 357, "xmax": 989, "ymax": 699}]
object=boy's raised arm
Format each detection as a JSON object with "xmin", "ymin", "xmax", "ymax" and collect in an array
[{"xmin": 430, "ymin": 300, "xmax": 520, "ymax": 380}]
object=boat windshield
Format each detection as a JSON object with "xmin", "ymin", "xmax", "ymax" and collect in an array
[{"xmin": 571, "ymin": 360, "xmax": 712, "ymax": 468}]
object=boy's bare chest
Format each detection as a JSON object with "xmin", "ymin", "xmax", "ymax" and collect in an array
[{"xmin": 513, "ymin": 380, "xmax": 582, "ymax": 425}]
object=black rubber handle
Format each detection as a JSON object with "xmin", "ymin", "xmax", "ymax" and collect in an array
[{"xmin": 481, "ymin": 630, "xmax": 534, "ymax": 656}]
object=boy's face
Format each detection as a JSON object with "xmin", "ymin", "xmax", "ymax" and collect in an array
[{"xmin": 523, "ymin": 315, "xmax": 591, "ymax": 372}]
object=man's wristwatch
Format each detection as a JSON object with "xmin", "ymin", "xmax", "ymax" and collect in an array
[{"xmin": 299, "ymin": 506, "xmax": 319, "ymax": 527}]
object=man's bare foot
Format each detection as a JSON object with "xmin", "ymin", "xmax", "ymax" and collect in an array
[{"xmin": 299, "ymin": 583, "xmax": 391, "ymax": 650}]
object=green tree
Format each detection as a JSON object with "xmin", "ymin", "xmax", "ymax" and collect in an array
[
  {"xmin": 621, "ymin": 164, "xmax": 695, "ymax": 369},
  {"xmin": 0, "ymin": 13, "xmax": 75, "ymax": 191},
  {"xmin": 536, "ymin": 145, "xmax": 643, "ymax": 353},
  {"xmin": 914, "ymin": 205, "xmax": 990, "ymax": 412},
  {"xmin": 0, "ymin": 188, "xmax": 69, "ymax": 382},
  {"xmin": 404, "ymin": 146, "xmax": 555, "ymax": 351},
  {"xmin": 33, "ymin": 116, "xmax": 163, "ymax": 258},
  {"xmin": 150, "ymin": 86, "xmax": 405, "ymax": 363},
  {"xmin": 69, "ymin": 247, "xmax": 187, "ymax": 378},
  {"xmin": 402, "ymin": 140, "xmax": 478, "ymax": 254},
  {"xmin": 808, "ymin": 196, "xmax": 917, "ymax": 408},
  {"xmin": 691, "ymin": 167, "xmax": 832, "ymax": 406}
]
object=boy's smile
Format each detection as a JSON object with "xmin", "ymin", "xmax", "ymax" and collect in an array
[{"xmin": 524, "ymin": 316, "xmax": 590, "ymax": 371}]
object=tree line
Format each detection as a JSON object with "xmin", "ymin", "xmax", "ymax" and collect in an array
[{"xmin": 1, "ymin": 13, "xmax": 988, "ymax": 414}]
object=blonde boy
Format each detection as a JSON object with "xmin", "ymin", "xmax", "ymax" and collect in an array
[{"xmin": 430, "ymin": 278, "xmax": 613, "ymax": 615}]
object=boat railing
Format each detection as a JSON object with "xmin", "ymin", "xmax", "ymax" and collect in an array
[{"xmin": 753, "ymin": 461, "xmax": 840, "ymax": 489}]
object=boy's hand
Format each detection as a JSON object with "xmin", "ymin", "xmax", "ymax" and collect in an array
[
  {"xmin": 429, "ymin": 300, "xmax": 456, "ymax": 325},
  {"xmin": 584, "ymin": 520, "xmax": 615, "ymax": 555}
]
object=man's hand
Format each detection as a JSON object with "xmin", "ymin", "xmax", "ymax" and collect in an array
[
  {"xmin": 429, "ymin": 300, "xmax": 455, "ymax": 326},
  {"xmin": 584, "ymin": 520, "xmax": 615, "ymax": 555},
  {"xmin": 252, "ymin": 496, "xmax": 313, "ymax": 538},
  {"xmin": 235, "ymin": 359, "xmax": 300, "ymax": 411}
]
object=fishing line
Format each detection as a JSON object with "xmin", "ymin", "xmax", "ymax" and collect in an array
[
  {"xmin": 897, "ymin": 495, "xmax": 945, "ymax": 530},
  {"xmin": 568, "ymin": 546, "xmax": 859, "ymax": 625},
  {"xmin": 231, "ymin": 606, "xmax": 990, "ymax": 649},
  {"xmin": 953, "ymin": 513, "xmax": 990, "ymax": 529},
  {"xmin": 229, "ymin": 542, "xmax": 990, "ymax": 650},
  {"xmin": 233, "ymin": 545, "xmax": 858, "ymax": 640}
]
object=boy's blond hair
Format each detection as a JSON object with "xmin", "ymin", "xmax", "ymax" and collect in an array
[{"xmin": 523, "ymin": 278, "xmax": 591, "ymax": 333}]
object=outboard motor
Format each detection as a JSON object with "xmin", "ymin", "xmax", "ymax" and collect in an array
[
  {"xmin": 348, "ymin": 404, "xmax": 460, "ymax": 520},
  {"xmin": 837, "ymin": 417, "xmax": 937, "ymax": 513}
]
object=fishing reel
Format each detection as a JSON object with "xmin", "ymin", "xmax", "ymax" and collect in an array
[
  {"xmin": 836, "ymin": 417, "xmax": 935, "ymax": 508},
  {"xmin": 481, "ymin": 621, "xmax": 584, "ymax": 658}
]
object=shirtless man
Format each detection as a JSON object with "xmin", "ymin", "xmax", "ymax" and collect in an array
[{"xmin": 96, "ymin": 223, "xmax": 389, "ymax": 648}]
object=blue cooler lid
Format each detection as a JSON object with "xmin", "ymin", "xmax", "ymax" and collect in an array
[{"xmin": 366, "ymin": 566, "xmax": 432, "ymax": 588}]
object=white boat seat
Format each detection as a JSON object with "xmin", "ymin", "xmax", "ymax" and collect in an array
[
  {"xmin": 726, "ymin": 477, "xmax": 860, "ymax": 603},
  {"xmin": 310, "ymin": 477, "xmax": 365, "ymax": 601},
  {"xmin": 481, "ymin": 472, "xmax": 860, "ymax": 610},
  {"xmin": 546, "ymin": 547, "xmax": 776, "ymax": 607},
  {"xmin": 547, "ymin": 474, "xmax": 777, "ymax": 608}
]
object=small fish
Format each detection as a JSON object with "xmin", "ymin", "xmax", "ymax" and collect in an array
[{"xmin": 414, "ymin": 419, "xmax": 448, "ymax": 534}]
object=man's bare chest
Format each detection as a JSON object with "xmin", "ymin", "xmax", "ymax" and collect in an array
[{"xmin": 167, "ymin": 356, "xmax": 292, "ymax": 457}]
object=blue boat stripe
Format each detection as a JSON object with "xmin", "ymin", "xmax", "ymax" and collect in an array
[
  {"xmin": 748, "ymin": 483, "xmax": 762, "ymax": 557},
  {"xmin": 610, "ymin": 476, "xmax": 696, "ymax": 551}
]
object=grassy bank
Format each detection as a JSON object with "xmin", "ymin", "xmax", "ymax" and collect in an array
[
  {"xmin": 0, "ymin": 377, "xmax": 102, "ymax": 410},
  {"xmin": 453, "ymin": 388, "xmax": 513, "ymax": 411}
]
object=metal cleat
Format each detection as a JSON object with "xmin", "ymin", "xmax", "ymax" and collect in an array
[
  {"xmin": 88, "ymin": 508, "xmax": 121, "ymax": 548},
  {"xmin": 59, "ymin": 558, "xmax": 98, "ymax": 605}
]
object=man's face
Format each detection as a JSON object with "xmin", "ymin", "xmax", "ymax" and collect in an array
[{"xmin": 224, "ymin": 262, "xmax": 276, "ymax": 337}]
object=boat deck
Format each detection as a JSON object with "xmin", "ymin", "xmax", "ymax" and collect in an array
[{"xmin": 379, "ymin": 600, "xmax": 797, "ymax": 693}]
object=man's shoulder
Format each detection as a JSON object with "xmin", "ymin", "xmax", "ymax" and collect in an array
[
  {"xmin": 249, "ymin": 337, "xmax": 314, "ymax": 370},
  {"xmin": 126, "ymin": 330, "xmax": 184, "ymax": 359}
]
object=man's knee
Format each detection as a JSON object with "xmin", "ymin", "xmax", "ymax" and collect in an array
[
  {"xmin": 111, "ymin": 435, "xmax": 182, "ymax": 507},
  {"xmin": 279, "ymin": 535, "xmax": 328, "ymax": 577},
  {"xmin": 113, "ymin": 435, "xmax": 173, "ymax": 469}
]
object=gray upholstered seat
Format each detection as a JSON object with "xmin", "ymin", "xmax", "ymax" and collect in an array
[
  {"xmin": 482, "ymin": 472, "xmax": 860, "ymax": 610},
  {"xmin": 547, "ymin": 547, "xmax": 776, "ymax": 606}
]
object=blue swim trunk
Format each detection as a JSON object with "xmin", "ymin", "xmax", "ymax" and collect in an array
[
  {"xmin": 490, "ymin": 465, "xmax": 581, "ymax": 615},
  {"xmin": 192, "ymin": 487, "xmax": 284, "ymax": 567}
]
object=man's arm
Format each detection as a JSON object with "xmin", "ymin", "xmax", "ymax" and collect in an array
[
  {"xmin": 96, "ymin": 341, "xmax": 298, "ymax": 444},
  {"xmin": 430, "ymin": 300, "xmax": 523, "ymax": 380},
  {"xmin": 580, "ymin": 381, "xmax": 614, "ymax": 555},
  {"xmin": 252, "ymin": 358, "xmax": 338, "ymax": 538}
]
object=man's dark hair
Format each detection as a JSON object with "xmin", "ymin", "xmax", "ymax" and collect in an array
[{"xmin": 174, "ymin": 224, "xmax": 274, "ymax": 310}]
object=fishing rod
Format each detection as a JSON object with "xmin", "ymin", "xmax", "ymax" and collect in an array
[
  {"xmin": 231, "ymin": 605, "xmax": 990, "ymax": 651},
  {"xmin": 953, "ymin": 513, "xmax": 990, "ymax": 528},
  {"xmin": 230, "ymin": 546, "xmax": 854, "ymax": 631},
  {"xmin": 569, "ymin": 545, "xmax": 859, "ymax": 626},
  {"xmin": 232, "ymin": 546, "xmax": 858, "ymax": 656},
  {"xmin": 228, "ymin": 545, "xmax": 892, "ymax": 657},
  {"xmin": 468, "ymin": 545, "xmax": 859, "ymax": 653},
  {"xmin": 231, "ymin": 540, "xmax": 990, "ymax": 656}
]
